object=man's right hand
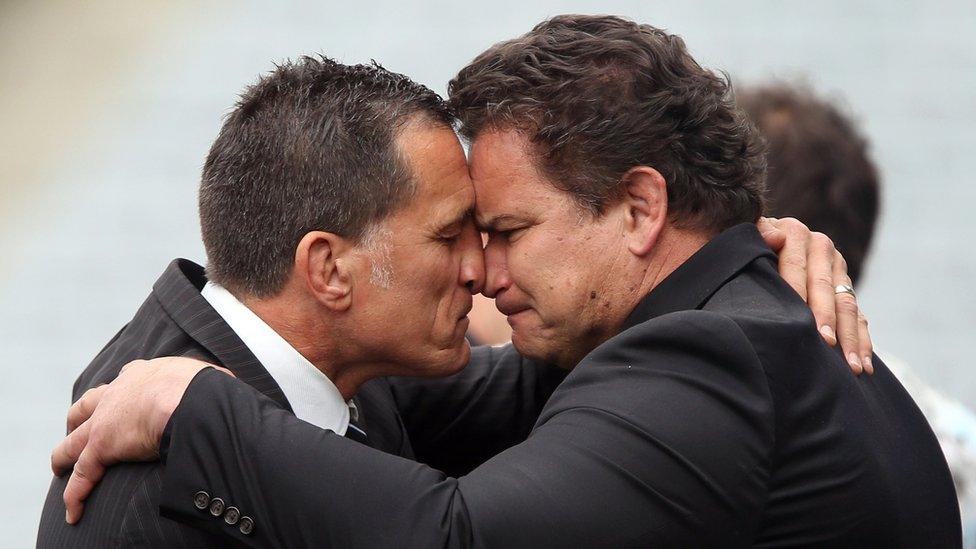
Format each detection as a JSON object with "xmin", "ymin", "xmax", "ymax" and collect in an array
[{"xmin": 51, "ymin": 357, "xmax": 227, "ymax": 524}]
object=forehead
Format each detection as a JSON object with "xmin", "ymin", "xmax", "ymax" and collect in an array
[
  {"xmin": 468, "ymin": 129, "xmax": 571, "ymax": 227},
  {"xmin": 396, "ymin": 121, "xmax": 474, "ymax": 224}
]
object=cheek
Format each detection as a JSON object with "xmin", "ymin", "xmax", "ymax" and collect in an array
[
  {"xmin": 511, "ymin": 237, "xmax": 587, "ymax": 311},
  {"xmin": 409, "ymin": 249, "xmax": 463, "ymax": 318}
]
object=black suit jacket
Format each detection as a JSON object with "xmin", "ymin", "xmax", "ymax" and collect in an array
[
  {"xmin": 156, "ymin": 224, "xmax": 961, "ymax": 547},
  {"xmin": 36, "ymin": 260, "xmax": 563, "ymax": 547}
]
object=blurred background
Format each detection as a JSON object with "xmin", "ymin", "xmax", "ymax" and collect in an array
[{"xmin": 2, "ymin": 0, "xmax": 974, "ymax": 544}]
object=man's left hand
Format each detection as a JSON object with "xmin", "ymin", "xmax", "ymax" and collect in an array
[{"xmin": 759, "ymin": 216, "xmax": 873, "ymax": 375}]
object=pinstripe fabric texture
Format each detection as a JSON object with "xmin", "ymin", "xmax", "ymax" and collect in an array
[{"xmin": 37, "ymin": 259, "xmax": 293, "ymax": 548}]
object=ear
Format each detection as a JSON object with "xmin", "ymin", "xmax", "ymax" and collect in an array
[
  {"xmin": 294, "ymin": 231, "xmax": 354, "ymax": 312},
  {"xmin": 620, "ymin": 166, "xmax": 668, "ymax": 257}
]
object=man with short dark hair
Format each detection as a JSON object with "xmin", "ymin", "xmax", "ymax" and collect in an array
[
  {"xmin": 51, "ymin": 16, "xmax": 957, "ymax": 547},
  {"xmin": 37, "ymin": 56, "xmax": 551, "ymax": 547}
]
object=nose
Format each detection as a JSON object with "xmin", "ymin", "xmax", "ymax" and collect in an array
[
  {"xmin": 481, "ymin": 233, "xmax": 511, "ymax": 299},
  {"xmin": 459, "ymin": 221, "xmax": 485, "ymax": 295}
]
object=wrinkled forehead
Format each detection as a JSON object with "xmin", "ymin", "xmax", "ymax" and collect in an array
[
  {"xmin": 397, "ymin": 121, "xmax": 475, "ymax": 227},
  {"xmin": 468, "ymin": 129, "xmax": 569, "ymax": 229}
]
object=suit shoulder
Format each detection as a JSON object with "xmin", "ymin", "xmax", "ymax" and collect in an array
[
  {"xmin": 703, "ymin": 260, "xmax": 817, "ymax": 333},
  {"xmin": 73, "ymin": 293, "xmax": 209, "ymax": 397},
  {"xmin": 543, "ymin": 310, "xmax": 771, "ymax": 421},
  {"xmin": 601, "ymin": 309, "xmax": 760, "ymax": 368}
]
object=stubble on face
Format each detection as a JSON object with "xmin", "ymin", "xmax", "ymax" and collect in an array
[
  {"xmin": 358, "ymin": 118, "xmax": 478, "ymax": 374},
  {"xmin": 470, "ymin": 129, "xmax": 632, "ymax": 368}
]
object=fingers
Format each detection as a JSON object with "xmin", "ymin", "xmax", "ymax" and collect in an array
[
  {"xmin": 63, "ymin": 444, "xmax": 106, "ymax": 524},
  {"xmin": 51, "ymin": 420, "xmax": 91, "ymax": 477},
  {"xmin": 774, "ymin": 218, "xmax": 811, "ymax": 300},
  {"xmin": 857, "ymin": 312, "xmax": 875, "ymax": 375},
  {"xmin": 67, "ymin": 385, "xmax": 107, "ymax": 434},
  {"xmin": 757, "ymin": 217, "xmax": 787, "ymax": 251},
  {"xmin": 832, "ymin": 254, "xmax": 863, "ymax": 375},
  {"xmin": 806, "ymin": 232, "xmax": 838, "ymax": 347}
]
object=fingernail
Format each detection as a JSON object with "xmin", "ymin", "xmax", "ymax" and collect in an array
[
  {"xmin": 819, "ymin": 325, "xmax": 837, "ymax": 345},
  {"xmin": 848, "ymin": 352, "xmax": 863, "ymax": 373},
  {"xmin": 65, "ymin": 510, "xmax": 71, "ymax": 524},
  {"xmin": 862, "ymin": 355, "xmax": 874, "ymax": 374}
]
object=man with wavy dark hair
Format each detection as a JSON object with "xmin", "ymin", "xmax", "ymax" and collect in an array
[{"xmin": 50, "ymin": 16, "xmax": 959, "ymax": 547}]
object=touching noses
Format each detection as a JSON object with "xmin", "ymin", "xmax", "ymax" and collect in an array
[
  {"xmin": 459, "ymin": 222, "xmax": 485, "ymax": 295},
  {"xmin": 481, "ymin": 233, "xmax": 511, "ymax": 299}
]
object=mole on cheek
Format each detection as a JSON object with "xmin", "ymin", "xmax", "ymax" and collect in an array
[{"xmin": 590, "ymin": 291, "xmax": 597, "ymax": 299}]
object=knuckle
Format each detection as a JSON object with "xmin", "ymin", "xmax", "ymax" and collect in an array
[
  {"xmin": 836, "ymin": 297, "xmax": 859, "ymax": 317},
  {"xmin": 73, "ymin": 465, "xmax": 90, "ymax": 482},
  {"xmin": 834, "ymin": 252, "xmax": 849, "ymax": 272},
  {"xmin": 782, "ymin": 253, "xmax": 807, "ymax": 270},
  {"xmin": 811, "ymin": 232, "xmax": 836, "ymax": 253},
  {"xmin": 120, "ymin": 359, "xmax": 144, "ymax": 373},
  {"xmin": 782, "ymin": 217, "xmax": 809, "ymax": 233},
  {"xmin": 813, "ymin": 273, "xmax": 835, "ymax": 288},
  {"xmin": 78, "ymin": 391, "xmax": 94, "ymax": 411},
  {"xmin": 817, "ymin": 310, "xmax": 837, "ymax": 325}
]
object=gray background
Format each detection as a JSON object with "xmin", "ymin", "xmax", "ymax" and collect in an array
[{"xmin": 2, "ymin": 0, "xmax": 973, "ymax": 544}]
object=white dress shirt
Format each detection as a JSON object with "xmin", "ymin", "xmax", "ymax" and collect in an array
[{"xmin": 201, "ymin": 281, "xmax": 351, "ymax": 435}]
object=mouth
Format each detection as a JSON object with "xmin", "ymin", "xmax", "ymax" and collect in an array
[
  {"xmin": 495, "ymin": 301, "xmax": 530, "ymax": 317},
  {"xmin": 457, "ymin": 301, "xmax": 473, "ymax": 321}
]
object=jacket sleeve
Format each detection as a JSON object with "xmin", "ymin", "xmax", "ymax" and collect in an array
[
  {"xmin": 386, "ymin": 343, "xmax": 567, "ymax": 475},
  {"xmin": 158, "ymin": 311, "xmax": 774, "ymax": 548}
]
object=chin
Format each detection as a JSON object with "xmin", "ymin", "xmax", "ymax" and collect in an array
[
  {"xmin": 442, "ymin": 339, "xmax": 471, "ymax": 374},
  {"xmin": 413, "ymin": 338, "xmax": 470, "ymax": 378},
  {"xmin": 510, "ymin": 331, "xmax": 553, "ymax": 365}
]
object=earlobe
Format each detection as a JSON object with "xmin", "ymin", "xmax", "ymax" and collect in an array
[
  {"xmin": 296, "ymin": 231, "xmax": 354, "ymax": 312},
  {"xmin": 621, "ymin": 166, "xmax": 668, "ymax": 257}
]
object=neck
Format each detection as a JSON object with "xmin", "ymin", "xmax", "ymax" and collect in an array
[
  {"xmin": 242, "ymin": 293, "xmax": 369, "ymax": 401},
  {"xmin": 623, "ymin": 224, "xmax": 711, "ymax": 325},
  {"xmin": 554, "ymin": 224, "xmax": 711, "ymax": 371}
]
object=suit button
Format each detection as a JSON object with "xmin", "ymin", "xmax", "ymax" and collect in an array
[
  {"xmin": 193, "ymin": 491, "xmax": 210, "ymax": 510},
  {"xmin": 209, "ymin": 497, "xmax": 225, "ymax": 517},
  {"xmin": 239, "ymin": 516, "xmax": 254, "ymax": 536},
  {"xmin": 223, "ymin": 506, "xmax": 240, "ymax": 526}
]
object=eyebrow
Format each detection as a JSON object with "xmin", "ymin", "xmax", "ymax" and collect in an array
[
  {"xmin": 435, "ymin": 208, "xmax": 473, "ymax": 233},
  {"xmin": 476, "ymin": 214, "xmax": 524, "ymax": 232}
]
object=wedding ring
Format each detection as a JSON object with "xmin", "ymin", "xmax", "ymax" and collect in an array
[{"xmin": 834, "ymin": 284, "xmax": 856, "ymax": 298}]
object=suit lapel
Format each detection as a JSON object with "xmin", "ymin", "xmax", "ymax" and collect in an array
[{"xmin": 152, "ymin": 259, "xmax": 293, "ymax": 413}]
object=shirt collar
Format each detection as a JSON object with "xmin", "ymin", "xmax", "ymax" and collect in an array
[
  {"xmin": 152, "ymin": 259, "xmax": 292, "ymax": 411},
  {"xmin": 200, "ymin": 282, "xmax": 351, "ymax": 435},
  {"xmin": 622, "ymin": 223, "xmax": 777, "ymax": 331}
]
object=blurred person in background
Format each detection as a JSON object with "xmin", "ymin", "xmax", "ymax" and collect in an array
[
  {"xmin": 740, "ymin": 82, "xmax": 976, "ymax": 543},
  {"xmin": 467, "ymin": 294, "xmax": 511, "ymax": 345},
  {"xmin": 53, "ymin": 15, "xmax": 959, "ymax": 547}
]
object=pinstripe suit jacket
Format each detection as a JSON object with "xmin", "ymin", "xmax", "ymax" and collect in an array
[{"xmin": 36, "ymin": 259, "xmax": 564, "ymax": 547}]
